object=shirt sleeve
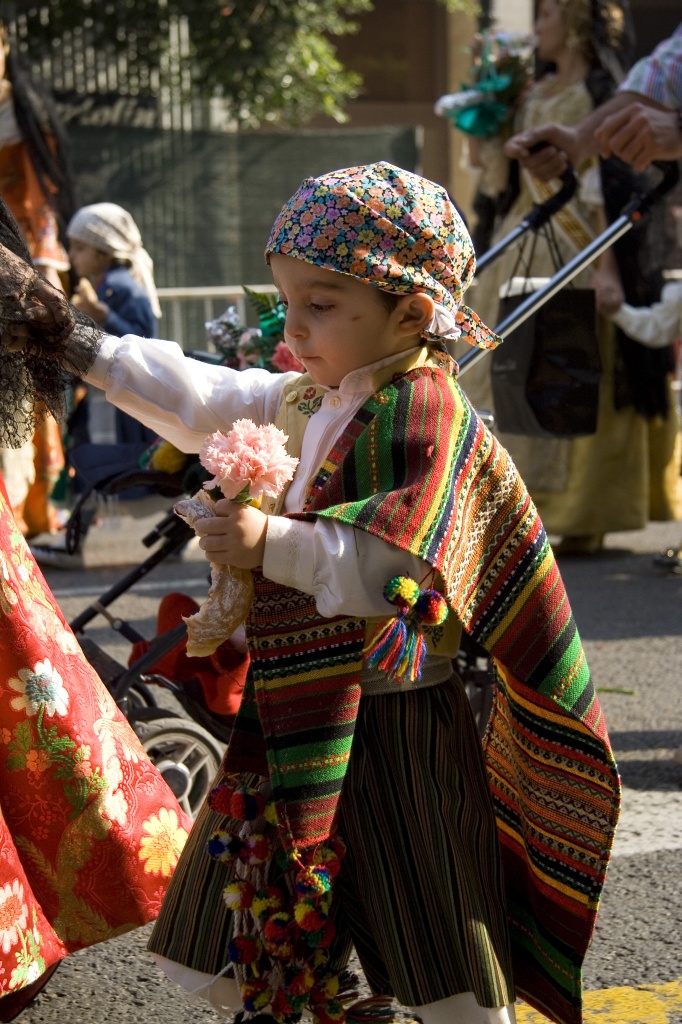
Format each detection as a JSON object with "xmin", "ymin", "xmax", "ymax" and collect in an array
[
  {"xmin": 263, "ymin": 516, "xmax": 432, "ymax": 619},
  {"xmin": 611, "ymin": 282, "xmax": 682, "ymax": 348},
  {"xmin": 84, "ymin": 332, "xmax": 297, "ymax": 452},
  {"xmin": 620, "ymin": 25, "xmax": 682, "ymax": 106}
]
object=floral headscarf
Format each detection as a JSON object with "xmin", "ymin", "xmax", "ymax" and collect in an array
[{"xmin": 264, "ymin": 161, "xmax": 501, "ymax": 351}]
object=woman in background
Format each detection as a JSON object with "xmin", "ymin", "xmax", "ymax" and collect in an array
[
  {"xmin": 0, "ymin": 23, "xmax": 74, "ymax": 538},
  {"xmin": 464, "ymin": 0, "xmax": 681, "ymax": 554}
]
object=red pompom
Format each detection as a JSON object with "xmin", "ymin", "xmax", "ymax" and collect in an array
[
  {"xmin": 306, "ymin": 918, "xmax": 336, "ymax": 949},
  {"xmin": 415, "ymin": 589, "xmax": 448, "ymax": 626},
  {"xmin": 285, "ymin": 964, "xmax": 315, "ymax": 996},
  {"xmin": 209, "ymin": 783, "xmax": 235, "ymax": 815},
  {"xmin": 230, "ymin": 787, "xmax": 266, "ymax": 821},
  {"xmin": 264, "ymin": 911, "xmax": 291, "ymax": 945},
  {"xmin": 271, "ymin": 988, "xmax": 299, "ymax": 1023},
  {"xmin": 252, "ymin": 885, "xmax": 285, "ymax": 918},
  {"xmin": 238, "ymin": 833, "xmax": 273, "ymax": 865},
  {"xmin": 241, "ymin": 978, "xmax": 272, "ymax": 1013},
  {"xmin": 223, "ymin": 879, "xmax": 257, "ymax": 911},
  {"xmin": 228, "ymin": 934, "xmax": 261, "ymax": 964},
  {"xmin": 294, "ymin": 898, "xmax": 328, "ymax": 932},
  {"xmin": 309, "ymin": 998, "xmax": 346, "ymax": 1024},
  {"xmin": 317, "ymin": 847, "xmax": 342, "ymax": 879}
]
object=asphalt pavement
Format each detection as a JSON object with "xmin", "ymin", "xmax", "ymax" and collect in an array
[{"xmin": 20, "ymin": 512, "xmax": 682, "ymax": 1024}]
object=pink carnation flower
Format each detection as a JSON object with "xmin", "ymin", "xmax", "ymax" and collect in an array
[
  {"xmin": 271, "ymin": 341, "xmax": 304, "ymax": 373},
  {"xmin": 199, "ymin": 420, "xmax": 299, "ymax": 501}
]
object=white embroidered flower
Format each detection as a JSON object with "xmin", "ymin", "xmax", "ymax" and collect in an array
[
  {"xmin": 25, "ymin": 961, "xmax": 41, "ymax": 984},
  {"xmin": 8, "ymin": 660, "xmax": 69, "ymax": 717},
  {"xmin": 0, "ymin": 881, "xmax": 28, "ymax": 954}
]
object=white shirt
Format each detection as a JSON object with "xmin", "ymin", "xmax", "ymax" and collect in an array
[
  {"xmin": 85, "ymin": 334, "xmax": 431, "ymax": 620},
  {"xmin": 611, "ymin": 281, "xmax": 682, "ymax": 349}
]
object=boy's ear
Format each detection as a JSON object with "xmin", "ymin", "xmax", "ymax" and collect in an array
[{"xmin": 394, "ymin": 293, "xmax": 435, "ymax": 336}]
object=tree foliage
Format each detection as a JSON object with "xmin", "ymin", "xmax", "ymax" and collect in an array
[{"xmin": 12, "ymin": 0, "xmax": 479, "ymax": 127}]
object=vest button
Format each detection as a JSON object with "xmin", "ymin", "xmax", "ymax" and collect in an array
[{"xmin": 285, "ymin": 390, "xmax": 298, "ymax": 403}]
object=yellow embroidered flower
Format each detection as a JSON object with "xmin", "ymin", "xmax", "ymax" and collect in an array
[
  {"xmin": 139, "ymin": 808, "xmax": 188, "ymax": 876},
  {"xmin": 0, "ymin": 881, "xmax": 28, "ymax": 954}
]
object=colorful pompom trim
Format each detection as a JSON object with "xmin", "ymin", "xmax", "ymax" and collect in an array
[
  {"xmin": 364, "ymin": 575, "xmax": 449, "ymax": 683},
  {"xmin": 241, "ymin": 979, "xmax": 273, "ymax": 1013},
  {"xmin": 223, "ymin": 879, "xmax": 257, "ymax": 911}
]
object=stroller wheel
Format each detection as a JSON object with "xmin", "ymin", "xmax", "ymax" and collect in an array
[{"xmin": 130, "ymin": 709, "xmax": 224, "ymax": 819}]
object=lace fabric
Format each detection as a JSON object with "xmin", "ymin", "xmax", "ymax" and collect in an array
[{"xmin": 0, "ymin": 195, "xmax": 103, "ymax": 448}]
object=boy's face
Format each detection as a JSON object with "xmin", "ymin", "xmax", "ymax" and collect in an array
[{"xmin": 270, "ymin": 254, "xmax": 421, "ymax": 388}]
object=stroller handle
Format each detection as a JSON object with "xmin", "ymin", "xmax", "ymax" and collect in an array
[
  {"xmin": 459, "ymin": 160, "xmax": 680, "ymax": 378},
  {"xmin": 625, "ymin": 160, "xmax": 679, "ymax": 218},
  {"xmin": 475, "ymin": 161, "xmax": 577, "ymax": 275}
]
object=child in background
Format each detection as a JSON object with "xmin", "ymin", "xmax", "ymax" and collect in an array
[
  {"xmin": 67, "ymin": 202, "xmax": 161, "ymax": 445},
  {"xmin": 1, "ymin": 163, "xmax": 620, "ymax": 1024}
]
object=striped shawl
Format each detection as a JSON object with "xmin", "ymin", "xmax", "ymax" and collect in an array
[{"xmin": 225, "ymin": 354, "xmax": 620, "ymax": 1024}]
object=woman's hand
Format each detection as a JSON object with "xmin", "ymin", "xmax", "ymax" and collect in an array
[
  {"xmin": 0, "ymin": 241, "xmax": 75, "ymax": 349},
  {"xmin": 594, "ymin": 102, "xmax": 682, "ymax": 171},
  {"xmin": 71, "ymin": 277, "xmax": 109, "ymax": 325},
  {"xmin": 504, "ymin": 123, "xmax": 580, "ymax": 179},
  {"xmin": 195, "ymin": 499, "xmax": 269, "ymax": 569}
]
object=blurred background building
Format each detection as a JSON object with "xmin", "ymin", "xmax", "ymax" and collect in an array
[{"xmin": 3, "ymin": 0, "xmax": 680, "ymax": 343}]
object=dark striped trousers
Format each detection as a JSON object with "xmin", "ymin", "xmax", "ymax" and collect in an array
[{"xmin": 149, "ymin": 676, "xmax": 514, "ymax": 1010}]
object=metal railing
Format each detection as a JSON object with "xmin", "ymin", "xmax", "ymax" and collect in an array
[{"xmin": 156, "ymin": 284, "xmax": 278, "ymax": 350}]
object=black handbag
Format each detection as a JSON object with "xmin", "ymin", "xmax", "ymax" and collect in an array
[{"xmin": 491, "ymin": 285, "xmax": 602, "ymax": 438}]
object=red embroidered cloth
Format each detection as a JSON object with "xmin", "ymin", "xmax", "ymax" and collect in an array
[{"xmin": 0, "ymin": 472, "xmax": 192, "ymax": 998}]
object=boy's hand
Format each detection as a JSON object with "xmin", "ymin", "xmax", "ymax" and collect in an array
[
  {"xmin": 195, "ymin": 498, "xmax": 269, "ymax": 569},
  {"xmin": 72, "ymin": 277, "xmax": 109, "ymax": 325}
]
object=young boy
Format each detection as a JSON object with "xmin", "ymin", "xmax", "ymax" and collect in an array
[{"xmin": 0, "ymin": 163, "xmax": 619, "ymax": 1024}]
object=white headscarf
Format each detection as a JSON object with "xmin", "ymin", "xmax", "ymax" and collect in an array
[{"xmin": 67, "ymin": 202, "xmax": 161, "ymax": 318}]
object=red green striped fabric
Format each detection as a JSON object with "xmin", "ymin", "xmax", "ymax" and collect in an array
[{"xmin": 226, "ymin": 355, "xmax": 620, "ymax": 1024}]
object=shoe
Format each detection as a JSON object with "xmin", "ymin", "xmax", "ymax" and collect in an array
[
  {"xmin": 554, "ymin": 534, "xmax": 604, "ymax": 557},
  {"xmin": 29, "ymin": 544, "xmax": 83, "ymax": 570}
]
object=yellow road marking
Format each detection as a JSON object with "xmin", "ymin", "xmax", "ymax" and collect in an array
[{"xmin": 516, "ymin": 978, "xmax": 682, "ymax": 1023}]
